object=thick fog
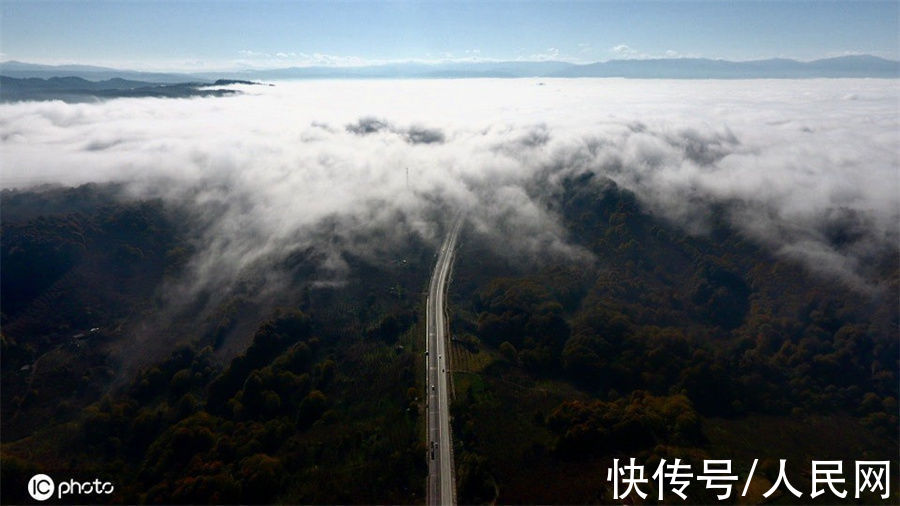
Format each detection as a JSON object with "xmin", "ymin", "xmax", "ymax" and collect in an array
[{"xmin": 2, "ymin": 79, "xmax": 897, "ymax": 296}]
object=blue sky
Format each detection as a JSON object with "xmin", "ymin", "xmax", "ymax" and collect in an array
[{"xmin": 1, "ymin": 1, "xmax": 898, "ymax": 71}]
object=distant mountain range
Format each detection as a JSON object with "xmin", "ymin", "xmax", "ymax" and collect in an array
[
  {"xmin": 0, "ymin": 76, "xmax": 258, "ymax": 102},
  {"xmin": 236, "ymin": 55, "xmax": 900, "ymax": 80},
  {"xmin": 553, "ymin": 55, "xmax": 900, "ymax": 78},
  {"xmin": 1, "ymin": 55, "xmax": 897, "ymax": 86},
  {"xmin": 0, "ymin": 61, "xmax": 194, "ymax": 83}
]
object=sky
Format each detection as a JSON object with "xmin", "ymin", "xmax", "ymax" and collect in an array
[{"xmin": 1, "ymin": 0, "xmax": 898, "ymax": 71}]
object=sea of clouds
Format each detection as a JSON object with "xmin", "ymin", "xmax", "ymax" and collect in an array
[{"xmin": 1, "ymin": 78, "xmax": 897, "ymax": 297}]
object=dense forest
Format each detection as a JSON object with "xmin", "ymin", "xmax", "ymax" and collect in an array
[
  {"xmin": 1, "ymin": 177, "xmax": 897, "ymax": 504},
  {"xmin": 447, "ymin": 174, "xmax": 899, "ymax": 503},
  {"xmin": 1, "ymin": 184, "xmax": 434, "ymax": 503}
]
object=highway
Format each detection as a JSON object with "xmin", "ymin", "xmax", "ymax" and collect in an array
[{"xmin": 426, "ymin": 217, "xmax": 462, "ymax": 506}]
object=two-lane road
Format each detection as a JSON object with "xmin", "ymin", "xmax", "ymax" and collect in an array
[{"xmin": 426, "ymin": 217, "xmax": 462, "ymax": 506}]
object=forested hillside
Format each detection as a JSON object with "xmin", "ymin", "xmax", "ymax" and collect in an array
[
  {"xmin": 1, "ymin": 184, "xmax": 435, "ymax": 503},
  {"xmin": 447, "ymin": 174, "xmax": 898, "ymax": 503},
  {"xmin": 1, "ymin": 178, "xmax": 897, "ymax": 503}
]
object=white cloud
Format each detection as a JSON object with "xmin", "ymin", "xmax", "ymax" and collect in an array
[
  {"xmin": 238, "ymin": 49, "xmax": 267, "ymax": 57},
  {"xmin": 610, "ymin": 44, "xmax": 640, "ymax": 58},
  {"xmin": 234, "ymin": 50, "xmax": 367, "ymax": 68},
  {"xmin": 528, "ymin": 47, "xmax": 561, "ymax": 61},
  {"xmin": 1, "ymin": 79, "xmax": 897, "ymax": 297},
  {"xmin": 608, "ymin": 45, "xmax": 695, "ymax": 60}
]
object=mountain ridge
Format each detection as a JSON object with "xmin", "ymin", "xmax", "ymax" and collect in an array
[
  {"xmin": 2, "ymin": 54, "xmax": 897, "ymax": 82},
  {"xmin": 0, "ymin": 75, "xmax": 244, "ymax": 102}
]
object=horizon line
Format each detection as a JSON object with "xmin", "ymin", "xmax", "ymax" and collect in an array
[{"xmin": 2, "ymin": 53, "xmax": 898, "ymax": 75}]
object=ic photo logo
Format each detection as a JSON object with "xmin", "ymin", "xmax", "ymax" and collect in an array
[
  {"xmin": 27, "ymin": 474, "xmax": 54, "ymax": 501},
  {"xmin": 27, "ymin": 474, "xmax": 114, "ymax": 502}
]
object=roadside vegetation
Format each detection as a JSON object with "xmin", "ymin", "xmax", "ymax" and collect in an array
[
  {"xmin": 448, "ymin": 174, "xmax": 898, "ymax": 504},
  {"xmin": 1, "ymin": 184, "xmax": 433, "ymax": 504}
]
